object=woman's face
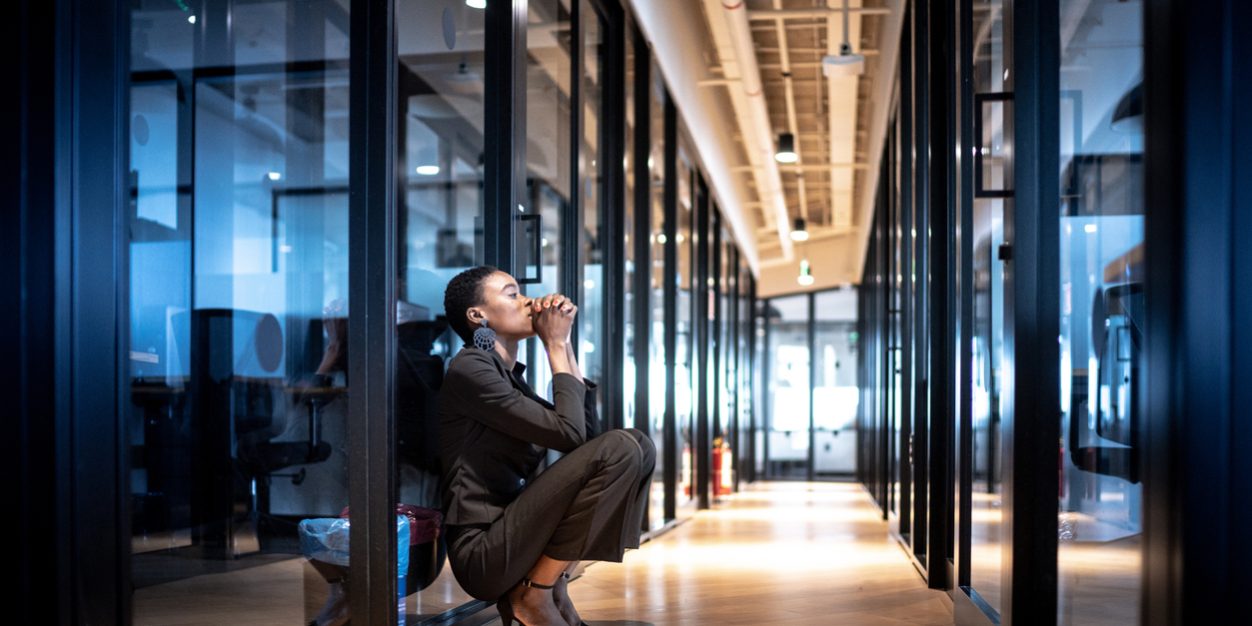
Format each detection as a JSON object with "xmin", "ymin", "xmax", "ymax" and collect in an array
[{"xmin": 467, "ymin": 271, "xmax": 535, "ymax": 341}]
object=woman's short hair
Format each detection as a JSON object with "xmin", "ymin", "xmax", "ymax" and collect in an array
[{"xmin": 444, "ymin": 265, "xmax": 500, "ymax": 345}]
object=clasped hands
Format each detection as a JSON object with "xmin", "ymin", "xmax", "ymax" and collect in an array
[{"xmin": 530, "ymin": 293, "xmax": 578, "ymax": 345}]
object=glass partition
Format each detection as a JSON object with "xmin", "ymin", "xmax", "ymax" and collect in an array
[
  {"xmin": 647, "ymin": 64, "xmax": 669, "ymax": 528},
  {"xmin": 1056, "ymin": 0, "xmax": 1145, "ymax": 623},
  {"xmin": 969, "ymin": 0, "xmax": 1009, "ymax": 614},
  {"xmin": 675, "ymin": 134, "xmax": 697, "ymax": 516},
  {"xmin": 622, "ymin": 20, "xmax": 637, "ymax": 432},
  {"xmin": 524, "ymin": 0, "xmax": 573, "ymax": 396},
  {"xmin": 128, "ymin": 2, "xmax": 355, "ymax": 622},
  {"xmin": 764, "ymin": 295, "xmax": 811, "ymax": 478},
  {"xmin": 813, "ymin": 289, "xmax": 859, "ymax": 477},
  {"xmin": 395, "ymin": 0, "xmax": 488, "ymax": 618},
  {"xmin": 578, "ymin": 0, "xmax": 607, "ymax": 413}
]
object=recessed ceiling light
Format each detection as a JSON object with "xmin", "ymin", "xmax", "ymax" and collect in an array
[{"xmin": 416, "ymin": 165, "xmax": 440, "ymax": 176}]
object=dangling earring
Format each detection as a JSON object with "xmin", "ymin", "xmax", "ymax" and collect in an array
[{"xmin": 473, "ymin": 319, "xmax": 497, "ymax": 351}]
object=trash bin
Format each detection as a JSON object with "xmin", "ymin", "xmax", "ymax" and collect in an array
[{"xmin": 298, "ymin": 514, "xmax": 411, "ymax": 624}]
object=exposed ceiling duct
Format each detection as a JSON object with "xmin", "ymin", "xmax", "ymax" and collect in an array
[
  {"xmin": 626, "ymin": 0, "xmax": 762, "ymax": 274},
  {"xmin": 703, "ymin": 0, "xmax": 795, "ymax": 260}
]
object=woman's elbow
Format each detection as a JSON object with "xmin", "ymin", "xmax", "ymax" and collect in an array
[{"xmin": 553, "ymin": 430, "xmax": 586, "ymax": 453}]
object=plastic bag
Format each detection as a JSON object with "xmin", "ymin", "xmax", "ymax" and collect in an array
[{"xmin": 298, "ymin": 515, "xmax": 411, "ymax": 573}]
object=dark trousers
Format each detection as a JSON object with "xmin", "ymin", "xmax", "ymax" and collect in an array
[{"xmin": 447, "ymin": 428, "xmax": 657, "ymax": 601}]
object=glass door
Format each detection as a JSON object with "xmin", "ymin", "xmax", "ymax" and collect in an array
[
  {"xmin": 813, "ymin": 289, "xmax": 859, "ymax": 477},
  {"xmin": 764, "ymin": 295, "xmax": 812, "ymax": 479}
]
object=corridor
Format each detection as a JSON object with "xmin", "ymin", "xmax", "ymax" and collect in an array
[{"xmin": 568, "ymin": 482, "xmax": 952, "ymax": 625}]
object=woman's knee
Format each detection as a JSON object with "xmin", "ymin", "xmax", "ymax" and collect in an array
[
  {"xmin": 598, "ymin": 429, "xmax": 654, "ymax": 471},
  {"xmin": 623, "ymin": 428, "xmax": 656, "ymax": 468}
]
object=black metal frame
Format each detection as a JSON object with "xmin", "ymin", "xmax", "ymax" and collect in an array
[
  {"xmin": 694, "ymin": 174, "xmax": 711, "ymax": 509},
  {"xmin": 484, "ymin": 0, "xmax": 527, "ymax": 272},
  {"xmin": 599, "ymin": 0, "xmax": 627, "ymax": 433},
  {"xmin": 1001, "ymin": 0, "xmax": 1060, "ymax": 621},
  {"xmin": 662, "ymin": 89, "xmax": 680, "ymax": 523},
  {"xmin": 951, "ymin": 0, "xmax": 979, "ymax": 612},
  {"xmin": 1143, "ymin": 1, "xmax": 1252, "ymax": 623},
  {"xmin": 926, "ymin": 0, "xmax": 955, "ymax": 593},
  {"xmin": 973, "ymin": 92, "xmax": 1015, "ymax": 199},
  {"xmin": 10, "ymin": 1, "xmax": 130, "ymax": 621},
  {"xmin": 347, "ymin": 0, "xmax": 398, "ymax": 621}
]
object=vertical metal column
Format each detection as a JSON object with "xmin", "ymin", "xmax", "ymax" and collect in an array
[
  {"xmin": 807, "ymin": 292, "xmax": 816, "ymax": 482},
  {"xmin": 662, "ymin": 92, "xmax": 679, "ymax": 522},
  {"xmin": 598, "ymin": 0, "xmax": 626, "ymax": 432},
  {"xmin": 1003, "ymin": 0, "xmax": 1060, "ymax": 620},
  {"xmin": 695, "ymin": 176, "xmax": 711, "ymax": 509},
  {"xmin": 483, "ymin": 0, "xmax": 527, "ymax": 272},
  {"xmin": 348, "ymin": 0, "xmax": 397, "ymax": 621}
]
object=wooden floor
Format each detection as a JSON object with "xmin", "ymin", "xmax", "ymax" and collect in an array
[
  {"xmin": 564, "ymin": 481, "xmax": 953, "ymax": 626},
  {"xmin": 134, "ymin": 481, "xmax": 953, "ymax": 625}
]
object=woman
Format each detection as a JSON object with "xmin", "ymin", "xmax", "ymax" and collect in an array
[{"xmin": 439, "ymin": 266, "xmax": 656, "ymax": 626}]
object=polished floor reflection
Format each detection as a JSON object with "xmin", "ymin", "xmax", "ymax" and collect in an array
[
  {"xmin": 135, "ymin": 481, "xmax": 952, "ymax": 625},
  {"xmin": 568, "ymin": 481, "xmax": 952, "ymax": 625}
]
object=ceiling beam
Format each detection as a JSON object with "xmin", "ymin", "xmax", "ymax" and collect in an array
[{"xmin": 747, "ymin": 8, "xmax": 892, "ymax": 20}]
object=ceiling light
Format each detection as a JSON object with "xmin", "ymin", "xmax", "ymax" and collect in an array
[
  {"xmin": 797, "ymin": 258, "xmax": 815, "ymax": 286},
  {"xmin": 790, "ymin": 217, "xmax": 810, "ymax": 242},
  {"xmin": 775, "ymin": 133, "xmax": 798, "ymax": 164},
  {"xmin": 267, "ymin": 171, "xmax": 282, "ymax": 181},
  {"xmin": 466, "ymin": 0, "xmax": 487, "ymax": 9},
  {"xmin": 1084, "ymin": 223, "xmax": 1098, "ymax": 234},
  {"xmin": 187, "ymin": 15, "xmax": 197, "ymax": 25},
  {"xmin": 415, "ymin": 165, "xmax": 440, "ymax": 176},
  {"xmin": 822, "ymin": 1, "xmax": 864, "ymax": 77}
]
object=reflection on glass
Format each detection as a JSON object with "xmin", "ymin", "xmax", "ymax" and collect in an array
[
  {"xmin": 647, "ymin": 65, "xmax": 669, "ymax": 528},
  {"xmin": 623, "ymin": 22, "xmax": 637, "ymax": 434},
  {"xmin": 738, "ymin": 264, "xmax": 753, "ymax": 484},
  {"xmin": 578, "ymin": 0, "xmax": 606, "ymax": 418},
  {"xmin": 395, "ymin": 0, "xmax": 487, "ymax": 618},
  {"xmin": 524, "ymin": 0, "xmax": 572, "ymax": 396},
  {"xmin": 1057, "ymin": 1, "xmax": 1144, "ymax": 623},
  {"xmin": 714, "ymin": 232, "xmax": 733, "ymax": 497},
  {"xmin": 676, "ymin": 138, "xmax": 696, "ymax": 514},
  {"xmin": 128, "ymin": 2, "xmax": 354, "ymax": 623},
  {"xmin": 969, "ymin": 0, "xmax": 1007, "ymax": 615},
  {"xmin": 765, "ymin": 295, "xmax": 811, "ymax": 478},
  {"xmin": 813, "ymin": 290, "xmax": 860, "ymax": 476}
]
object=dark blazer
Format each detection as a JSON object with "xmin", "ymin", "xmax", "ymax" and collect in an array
[{"xmin": 438, "ymin": 347, "xmax": 600, "ymax": 530}]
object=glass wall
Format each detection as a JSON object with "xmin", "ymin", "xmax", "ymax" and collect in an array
[
  {"xmin": 1056, "ymin": 0, "xmax": 1145, "ymax": 623},
  {"xmin": 578, "ymin": 0, "xmax": 607, "ymax": 409},
  {"xmin": 715, "ymin": 232, "xmax": 734, "ymax": 497},
  {"xmin": 395, "ymin": 0, "xmax": 487, "ymax": 617},
  {"xmin": 524, "ymin": 0, "xmax": 573, "ymax": 397},
  {"xmin": 764, "ymin": 295, "xmax": 811, "ymax": 478},
  {"xmin": 969, "ymin": 0, "xmax": 1008, "ymax": 614},
  {"xmin": 647, "ymin": 60, "xmax": 669, "ymax": 530},
  {"xmin": 118, "ymin": 1, "xmax": 758, "ymax": 621},
  {"xmin": 622, "ymin": 20, "xmax": 637, "ymax": 432},
  {"xmin": 813, "ymin": 289, "xmax": 859, "ymax": 476},
  {"xmin": 128, "ymin": 1, "xmax": 355, "ymax": 622},
  {"xmin": 675, "ymin": 133, "xmax": 697, "ymax": 515}
]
